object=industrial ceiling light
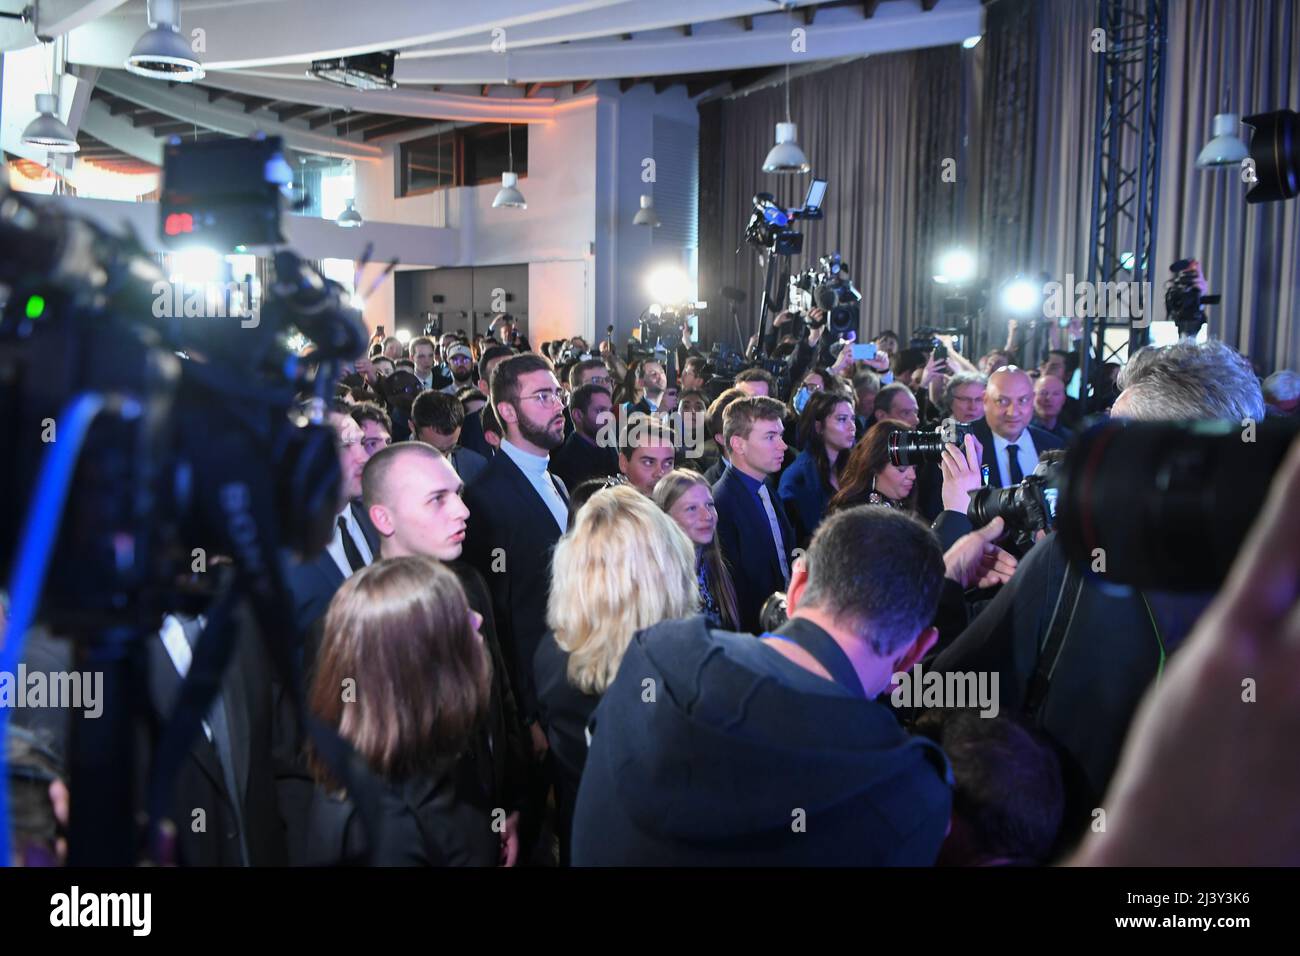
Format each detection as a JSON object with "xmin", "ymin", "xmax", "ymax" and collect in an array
[
  {"xmin": 492, "ymin": 124, "xmax": 526, "ymax": 208},
  {"xmin": 633, "ymin": 194, "xmax": 660, "ymax": 227},
  {"xmin": 762, "ymin": 63, "xmax": 809, "ymax": 174},
  {"xmin": 23, "ymin": 39, "xmax": 78, "ymax": 154},
  {"xmin": 125, "ymin": 0, "xmax": 205, "ymax": 82},
  {"xmin": 337, "ymin": 198, "xmax": 363, "ymax": 227},
  {"xmin": 1196, "ymin": 113, "xmax": 1249, "ymax": 168},
  {"xmin": 22, "ymin": 93, "xmax": 78, "ymax": 153}
]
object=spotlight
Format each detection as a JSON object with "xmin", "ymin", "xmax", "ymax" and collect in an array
[
  {"xmin": 125, "ymin": 0, "xmax": 205, "ymax": 82},
  {"xmin": 646, "ymin": 265, "xmax": 691, "ymax": 305},
  {"xmin": 962, "ymin": 36, "xmax": 982, "ymax": 49},
  {"xmin": 336, "ymin": 198, "xmax": 363, "ymax": 227},
  {"xmin": 934, "ymin": 249, "xmax": 977, "ymax": 285},
  {"xmin": 1000, "ymin": 276, "xmax": 1042, "ymax": 316},
  {"xmin": 492, "ymin": 171, "xmax": 526, "ymax": 209},
  {"xmin": 21, "ymin": 94, "xmax": 78, "ymax": 153},
  {"xmin": 633, "ymin": 194, "xmax": 661, "ymax": 227},
  {"xmin": 1119, "ymin": 251, "xmax": 1136, "ymax": 271},
  {"xmin": 395, "ymin": 329, "xmax": 412, "ymax": 345}
]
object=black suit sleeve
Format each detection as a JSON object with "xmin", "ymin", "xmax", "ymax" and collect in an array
[{"xmin": 928, "ymin": 534, "xmax": 1070, "ymax": 715}]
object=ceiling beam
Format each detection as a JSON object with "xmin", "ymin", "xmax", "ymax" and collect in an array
[
  {"xmin": 682, "ymin": 24, "xmax": 693, "ymax": 37},
  {"xmin": 181, "ymin": 72, "xmax": 559, "ymax": 124},
  {"xmin": 239, "ymin": 96, "xmax": 276, "ymax": 113},
  {"xmin": 152, "ymin": 122, "xmax": 201, "ymax": 136},
  {"xmin": 572, "ymin": 80, "xmax": 594, "ymax": 94},
  {"xmin": 802, "ymin": 7, "xmax": 816, "ymax": 26},
  {"xmin": 525, "ymin": 82, "xmax": 545, "ymax": 97},
  {"xmin": 921, "ymin": 0, "xmax": 939, "ymax": 10},
  {"xmin": 96, "ymin": 71, "xmax": 384, "ymax": 161},
  {"xmin": 342, "ymin": 2, "xmax": 984, "ymax": 84},
  {"xmin": 336, "ymin": 113, "xmax": 408, "ymax": 136},
  {"xmin": 362, "ymin": 117, "xmax": 439, "ymax": 142},
  {"xmin": 273, "ymin": 103, "xmax": 318, "ymax": 121},
  {"xmin": 206, "ymin": 88, "xmax": 233, "ymax": 104},
  {"xmin": 653, "ymin": 78, "xmax": 675, "ymax": 94},
  {"xmin": 619, "ymin": 77, "xmax": 639, "ymax": 93},
  {"xmin": 863, "ymin": 0, "xmax": 881, "ymax": 17},
  {"xmin": 131, "ymin": 110, "xmax": 174, "ymax": 128},
  {"xmin": 741, "ymin": 15, "xmax": 753, "ymax": 31}
]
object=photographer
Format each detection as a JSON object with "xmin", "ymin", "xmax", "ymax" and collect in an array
[{"xmin": 930, "ymin": 339, "xmax": 1266, "ymax": 845}]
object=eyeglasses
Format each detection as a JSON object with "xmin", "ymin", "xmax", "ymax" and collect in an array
[
  {"xmin": 588, "ymin": 375, "xmax": 612, "ymax": 387},
  {"xmin": 519, "ymin": 388, "xmax": 569, "ymax": 408}
]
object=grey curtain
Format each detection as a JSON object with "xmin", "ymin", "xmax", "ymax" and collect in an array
[
  {"xmin": 697, "ymin": 47, "xmax": 964, "ymax": 350},
  {"xmin": 698, "ymin": 0, "xmax": 1300, "ymax": 371},
  {"xmin": 1158, "ymin": 0, "xmax": 1300, "ymax": 372}
]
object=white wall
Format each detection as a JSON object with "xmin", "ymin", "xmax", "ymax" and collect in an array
[
  {"xmin": 593, "ymin": 81, "xmax": 700, "ymax": 345},
  {"xmin": 352, "ymin": 97, "xmax": 599, "ymax": 341}
]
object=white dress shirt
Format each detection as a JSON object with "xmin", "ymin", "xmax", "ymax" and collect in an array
[
  {"xmin": 326, "ymin": 503, "xmax": 375, "ymax": 580},
  {"xmin": 990, "ymin": 429, "xmax": 1039, "ymax": 488}
]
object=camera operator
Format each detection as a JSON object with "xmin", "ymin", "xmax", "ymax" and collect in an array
[{"xmin": 930, "ymin": 339, "xmax": 1266, "ymax": 847}]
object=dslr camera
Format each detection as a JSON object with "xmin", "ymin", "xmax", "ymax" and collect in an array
[
  {"xmin": 968, "ymin": 457, "xmax": 1063, "ymax": 551},
  {"xmin": 888, "ymin": 417, "xmax": 975, "ymax": 467}
]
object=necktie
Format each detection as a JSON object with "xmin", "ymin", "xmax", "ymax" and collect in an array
[
  {"xmin": 1006, "ymin": 444, "xmax": 1024, "ymax": 486},
  {"xmin": 337, "ymin": 516, "xmax": 366, "ymax": 573},
  {"xmin": 757, "ymin": 483, "xmax": 791, "ymax": 584}
]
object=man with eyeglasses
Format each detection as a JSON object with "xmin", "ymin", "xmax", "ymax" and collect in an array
[
  {"xmin": 549, "ymin": 383, "xmax": 619, "ymax": 491},
  {"xmin": 285, "ymin": 409, "xmax": 380, "ymax": 634},
  {"xmin": 464, "ymin": 354, "xmax": 572, "ymax": 766}
]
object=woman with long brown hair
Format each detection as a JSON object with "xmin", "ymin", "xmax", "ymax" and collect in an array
[
  {"xmin": 653, "ymin": 469, "xmax": 742, "ymax": 631},
  {"xmin": 826, "ymin": 418, "xmax": 918, "ymax": 513},
  {"xmin": 305, "ymin": 556, "xmax": 498, "ymax": 867}
]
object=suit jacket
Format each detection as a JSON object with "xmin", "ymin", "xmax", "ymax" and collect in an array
[
  {"xmin": 917, "ymin": 419, "xmax": 1067, "ymax": 521},
  {"xmin": 969, "ymin": 419, "xmax": 1066, "ymax": 489},
  {"xmin": 463, "ymin": 449, "xmax": 569, "ymax": 719},
  {"xmin": 703, "ymin": 458, "xmax": 728, "ymax": 486},
  {"xmin": 142, "ymin": 607, "xmax": 289, "ymax": 867},
  {"xmin": 548, "ymin": 430, "xmax": 619, "ymax": 492},
  {"xmin": 930, "ymin": 534, "xmax": 1210, "ymax": 847},
  {"xmin": 459, "ymin": 407, "xmax": 492, "ymax": 459},
  {"xmin": 712, "ymin": 467, "xmax": 794, "ymax": 634},
  {"xmin": 285, "ymin": 501, "xmax": 381, "ymax": 636},
  {"xmin": 777, "ymin": 448, "xmax": 831, "ymax": 549},
  {"xmin": 451, "ymin": 445, "xmax": 489, "ymax": 485},
  {"xmin": 625, "ymin": 396, "xmax": 654, "ymax": 416}
]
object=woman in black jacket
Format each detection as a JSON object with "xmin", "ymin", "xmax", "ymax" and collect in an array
[
  {"xmin": 534, "ymin": 485, "xmax": 699, "ymax": 864},
  {"xmin": 304, "ymin": 556, "xmax": 499, "ymax": 866}
]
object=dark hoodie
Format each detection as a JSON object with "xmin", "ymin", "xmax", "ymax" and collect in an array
[{"xmin": 571, "ymin": 616, "xmax": 953, "ymax": 866}]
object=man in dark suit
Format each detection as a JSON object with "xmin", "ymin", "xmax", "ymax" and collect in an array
[
  {"xmin": 931, "ymin": 340, "xmax": 1266, "ymax": 848},
  {"xmin": 973, "ymin": 367, "xmax": 1066, "ymax": 489},
  {"xmin": 459, "ymin": 344, "xmax": 516, "ymax": 459},
  {"xmin": 920, "ymin": 367, "xmax": 1066, "ymax": 520},
  {"xmin": 285, "ymin": 411, "xmax": 380, "ymax": 635},
  {"xmin": 712, "ymin": 396, "xmax": 794, "ymax": 633},
  {"xmin": 549, "ymin": 383, "xmax": 619, "ymax": 491},
  {"xmin": 146, "ymin": 606, "xmax": 289, "ymax": 866},
  {"xmin": 463, "ymin": 353, "xmax": 570, "ymax": 744}
]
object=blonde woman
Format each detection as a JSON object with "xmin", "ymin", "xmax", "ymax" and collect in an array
[
  {"xmin": 533, "ymin": 485, "xmax": 698, "ymax": 863},
  {"xmin": 653, "ymin": 469, "xmax": 742, "ymax": 631}
]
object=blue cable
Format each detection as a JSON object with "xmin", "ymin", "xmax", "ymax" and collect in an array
[{"xmin": 0, "ymin": 393, "xmax": 108, "ymax": 867}]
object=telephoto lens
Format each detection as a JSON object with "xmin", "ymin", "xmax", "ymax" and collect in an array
[
  {"xmin": 888, "ymin": 418, "xmax": 974, "ymax": 467},
  {"xmin": 1057, "ymin": 417, "xmax": 1300, "ymax": 591}
]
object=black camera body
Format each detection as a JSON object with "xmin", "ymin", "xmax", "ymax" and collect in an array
[
  {"xmin": 968, "ymin": 461, "xmax": 1062, "ymax": 551},
  {"xmin": 889, "ymin": 418, "xmax": 976, "ymax": 467},
  {"xmin": 1164, "ymin": 259, "xmax": 1221, "ymax": 338}
]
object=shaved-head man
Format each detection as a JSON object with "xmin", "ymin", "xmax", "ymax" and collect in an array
[
  {"xmin": 360, "ymin": 440, "xmax": 526, "ymax": 864},
  {"xmin": 363, "ymin": 442, "xmax": 469, "ymax": 562},
  {"xmin": 976, "ymin": 366, "xmax": 1065, "ymax": 489}
]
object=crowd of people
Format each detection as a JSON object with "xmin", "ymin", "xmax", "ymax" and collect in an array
[{"xmin": 9, "ymin": 306, "xmax": 1300, "ymax": 868}]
